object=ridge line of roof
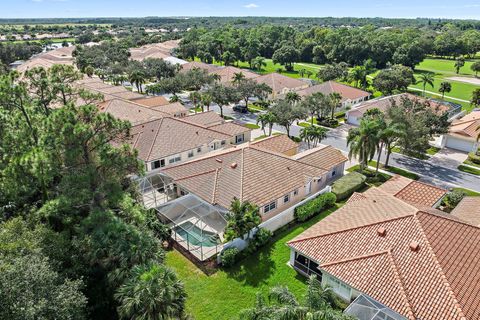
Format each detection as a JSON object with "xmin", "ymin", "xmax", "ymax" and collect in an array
[
  {"xmin": 162, "ymin": 147, "xmax": 243, "ymax": 172},
  {"xmin": 145, "ymin": 118, "xmax": 164, "ymax": 161},
  {"xmin": 173, "ymin": 168, "xmax": 219, "ymax": 182},
  {"xmin": 212, "ymin": 168, "xmax": 221, "ymax": 205},
  {"xmin": 319, "ymin": 250, "xmax": 390, "ymax": 268},
  {"xmin": 411, "ymin": 213, "xmax": 467, "ymax": 319},
  {"xmin": 385, "ymin": 250, "xmax": 416, "ymax": 320},
  {"xmin": 240, "ymin": 148, "xmax": 245, "ymax": 201},
  {"xmin": 288, "ymin": 213, "xmax": 414, "ymax": 245}
]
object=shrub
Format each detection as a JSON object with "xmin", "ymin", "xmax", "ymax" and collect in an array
[
  {"xmin": 316, "ymin": 117, "xmax": 339, "ymax": 128},
  {"xmin": 443, "ymin": 190, "xmax": 465, "ymax": 209},
  {"xmin": 221, "ymin": 247, "xmax": 239, "ymax": 267},
  {"xmin": 294, "ymin": 192, "xmax": 337, "ymax": 222},
  {"xmin": 252, "ymin": 228, "xmax": 273, "ymax": 248},
  {"xmin": 468, "ymin": 152, "xmax": 480, "ymax": 165},
  {"xmin": 331, "ymin": 172, "xmax": 366, "ymax": 201}
]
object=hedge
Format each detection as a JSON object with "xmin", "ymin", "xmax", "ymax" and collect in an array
[
  {"xmin": 221, "ymin": 247, "xmax": 239, "ymax": 267},
  {"xmin": 294, "ymin": 192, "xmax": 337, "ymax": 222},
  {"xmin": 468, "ymin": 152, "xmax": 480, "ymax": 165},
  {"xmin": 331, "ymin": 172, "xmax": 367, "ymax": 201}
]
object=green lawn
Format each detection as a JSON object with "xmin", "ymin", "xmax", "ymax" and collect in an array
[
  {"xmin": 166, "ymin": 204, "xmax": 343, "ymax": 320},
  {"xmin": 390, "ymin": 146, "xmax": 440, "ymax": 160},
  {"xmin": 458, "ymin": 164, "xmax": 480, "ymax": 176},
  {"xmin": 453, "ymin": 187, "xmax": 480, "ymax": 196},
  {"xmin": 416, "ymin": 58, "xmax": 479, "ymax": 77},
  {"xmin": 369, "ymin": 160, "xmax": 419, "ymax": 180},
  {"xmin": 346, "ymin": 165, "xmax": 391, "ymax": 187},
  {"xmin": 7, "ymin": 37, "xmax": 76, "ymax": 44},
  {"xmin": 244, "ymin": 123, "xmax": 260, "ymax": 130},
  {"xmin": 464, "ymin": 158, "xmax": 480, "ymax": 168}
]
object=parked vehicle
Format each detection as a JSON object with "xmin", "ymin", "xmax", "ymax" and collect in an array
[{"xmin": 233, "ymin": 105, "xmax": 248, "ymax": 113}]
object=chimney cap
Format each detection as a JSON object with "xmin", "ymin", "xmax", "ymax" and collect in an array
[
  {"xmin": 215, "ymin": 158, "xmax": 223, "ymax": 163},
  {"xmin": 409, "ymin": 241, "xmax": 420, "ymax": 252},
  {"xmin": 377, "ymin": 227, "xmax": 386, "ymax": 237},
  {"xmin": 230, "ymin": 162, "xmax": 237, "ymax": 169}
]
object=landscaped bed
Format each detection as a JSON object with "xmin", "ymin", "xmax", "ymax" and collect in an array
[
  {"xmin": 368, "ymin": 161, "xmax": 419, "ymax": 180},
  {"xmin": 347, "ymin": 165, "xmax": 392, "ymax": 187},
  {"xmin": 165, "ymin": 204, "xmax": 343, "ymax": 320},
  {"xmin": 331, "ymin": 171, "xmax": 367, "ymax": 200},
  {"xmin": 458, "ymin": 164, "xmax": 480, "ymax": 176}
]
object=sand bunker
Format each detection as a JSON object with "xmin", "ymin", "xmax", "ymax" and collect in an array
[{"xmin": 447, "ymin": 76, "xmax": 480, "ymax": 85}]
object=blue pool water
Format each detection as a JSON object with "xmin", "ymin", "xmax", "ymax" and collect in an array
[{"xmin": 174, "ymin": 221, "xmax": 219, "ymax": 247}]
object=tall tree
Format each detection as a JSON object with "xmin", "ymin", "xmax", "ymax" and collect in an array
[
  {"xmin": 256, "ymin": 112, "xmax": 276, "ymax": 136},
  {"xmin": 454, "ymin": 57, "xmax": 465, "ymax": 74},
  {"xmin": 439, "ymin": 81, "xmax": 452, "ymax": 99},
  {"xmin": 347, "ymin": 119, "xmax": 380, "ymax": 170},
  {"xmin": 471, "ymin": 61, "xmax": 480, "ymax": 77},
  {"xmin": 235, "ymin": 78, "xmax": 272, "ymax": 110},
  {"xmin": 417, "ymin": 73, "xmax": 435, "ymax": 96},
  {"xmin": 208, "ymin": 83, "xmax": 240, "ymax": 117},
  {"xmin": 224, "ymin": 198, "xmax": 261, "ymax": 241},
  {"xmin": 270, "ymin": 99, "xmax": 307, "ymax": 137}
]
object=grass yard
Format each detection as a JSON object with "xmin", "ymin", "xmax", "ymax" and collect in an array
[
  {"xmin": 369, "ymin": 160, "xmax": 419, "ymax": 180},
  {"xmin": 244, "ymin": 123, "xmax": 260, "ymax": 129},
  {"xmin": 464, "ymin": 158, "xmax": 480, "ymax": 168},
  {"xmin": 165, "ymin": 204, "xmax": 343, "ymax": 320},
  {"xmin": 416, "ymin": 58, "xmax": 479, "ymax": 77},
  {"xmin": 453, "ymin": 187, "xmax": 480, "ymax": 197},
  {"xmin": 391, "ymin": 146, "xmax": 440, "ymax": 160},
  {"xmin": 458, "ymin": 164, "xmax": 480, "ymax": 176}
]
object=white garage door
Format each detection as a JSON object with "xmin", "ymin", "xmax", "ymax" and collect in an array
[
  {"xmin": 445, "ymin": 136, "xmax": 475, "ymax": 152},
  {"xmin": 347, "ymin": 115, "xmax": 360, "ymax": 126}
]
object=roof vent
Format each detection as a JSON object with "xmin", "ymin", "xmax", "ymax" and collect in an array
[
  {"xmin": 230, "ymin": 162, "xmax": 237, "ymax": 169},
  {"xmin": 216, "ymin": 158, "xmax": 223, "ymax": 163},
  {"xmin": 138, "ymin": 109, "xmax": 141, "ymax": 112},
  {"xmin": 196, "ymin": 131, "xmax": 199, "ymax": 135},
  {"xmin": 409, "ymin": 241, "xmax": 420, "ymax": 252},
  {"xmin": 377, "ymin": 227, "xmax": 386, "ymax": 237},
  {"xmin": 373, "ymin": 200, "xmax": 377, "ymax": 203},
  {"xmin": 287, "ymin": 166, "xmax": 290, "ymax": 170}
]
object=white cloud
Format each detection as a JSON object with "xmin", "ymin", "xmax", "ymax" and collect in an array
[{"xmin": 244, "ymin": 3, "xmax": 259, "ymax": 9}]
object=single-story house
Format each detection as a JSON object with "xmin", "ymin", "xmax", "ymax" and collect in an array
[
  {"xmin": 346, "ymin": 93, "xmax": 461, "ymax": 126},
  {"xmin": 293, "ymin": 81, "xmax": 371, "ymax": 109},
  {"xmin": 76, "ymin": 77, "xmax": 144, "ymax": 101},
  {"xmin": 180, "ymin": 61, "xmax": 220, "ymax": 73},
  {"xmin": 440, "ymin": 110, "xmax": 480, "ymax": 153},
  {"xmin": 287, "ymin": 184, "xmax": 480, "ymax": 320},
  {"xmin": 161, "ymin": 140, "xmax": 347, "ymax": 220},
  {"xmin": 254, "ymin": 72, "xmax": 308, "ymax": 98},
  {"xmin": 127, "ymin": 116, "xmax": 250, "ymax": 172},
  {"xmin": 135, "ymin": 97, "xmax": 188, "ymax": 118},
  {"xmin": 210, "ymin": 66, "xmax": 259, "ymax": 85},
  {"xmin": 99, "ymin": 98, "xmax": 170, "ymax": 125}
]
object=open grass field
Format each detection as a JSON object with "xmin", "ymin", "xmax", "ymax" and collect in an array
[
  {"xmin": 5, "ymin": 37, "xmax": 76, "ymax": 44},
  {"xmin": 416, "ymin": 58, "xmax": 479, "ymax": 77},
  {"xmin": 165, "ymin": 204, "xmax": 342, "ymax": 320}
]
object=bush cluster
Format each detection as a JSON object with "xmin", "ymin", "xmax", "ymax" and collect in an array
[
  {"xmin": 331, "ymin": 172, "xmax": 367, "ymax": 201},
  {"xmin": 443, "ymin": 190, "xmax": 465, "ymax": 210},
  {"xmin": 316, "ymin": 118, "xmax": 339, "ymax": 128},
  {"xmin": 221, "ymin": 227, "xmax": 273, "ymax": 267},
  {"xmin": 468, "ymin": 152, "xmax": 480, "ymax": 165},
  {"xmin": 294, "ymin": 192, "xmax": 337, "ymax": 222}
]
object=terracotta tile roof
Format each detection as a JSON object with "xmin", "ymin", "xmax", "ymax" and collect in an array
[
  {"xmin": 294, "ymin": 81, "xmax": 370, "ymax": 102},
  {"xmin": 378, "ymin": 175, "xmax": 447, "ymax": 207},
  {"xmin": 288, "ymin": 188, "xmax": 480, "ymax": 320},
  {"xmin": 251, "ymin": 134, "xmax": 299, "ymax": 154},
  {"xmin": 181, "ymin": 61, "xmax": 220, "ymax": 73},
  {"xmin": 163, "ymin": 146, "xmax": 328, "ymax": 208},
  {"xmin": 451, "ymin": 196, "xmax": 480, "ymax": 226},
  {"xmin": 254, "ymin": 72, "xmax": 306, "ymax": 94},
  {"xmin": 294, "ymin": 145, "xmax": 348, "ymax": 171},
  {"xmin": 211, "ymin": 66, "xmax": 259, "ymax": 84},
  {"xmin": 394, "ymin": 181, "xmax": 447, "ymax": 207},
  {"xmin": 150, "ymin": 102, "xmax": 188, "ymax": 116},
  {"xmin": 183, "ymin": 111, "xmax": 225, "ymax": 127},
  {"xmin": 348, "ymin": 93, "xmax": 452, "ymax": 117},
  {"xmin": 99, "ymin": 99, "xmax": 169, "ymax": 125},
  {"xmin": 75, "ymin": 79, "xmax": 144, "ymax": 101},
  {"xmin": 129, "ymin": 41, "xmax": 176, "ymax": 61},
  {"xmin": 134, "ymin": 96, "xmax": 170, "ymax": 107},
  {"xmin": 449, "ymin": 110, "xmax": 480, "ymax": 139},
  {"xmin": 208, "ymin": 122, "xmax": 250, "ymax": 136},
  {"xmin": 16, "ymin": 46, "xmax": 75, "ymax": 73},
  {"xmin": 128, "ymin": 117, "xmax": 231, "ymax": 162}
]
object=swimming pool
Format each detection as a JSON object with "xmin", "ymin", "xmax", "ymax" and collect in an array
[{"xmin": 174, "ymin": 221, "xmax": 219, "ymax": 247}]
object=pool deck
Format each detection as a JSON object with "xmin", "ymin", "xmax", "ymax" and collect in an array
[{"xmin": 172, "ymin": 229, "xmax": 223, "ymax": 261}]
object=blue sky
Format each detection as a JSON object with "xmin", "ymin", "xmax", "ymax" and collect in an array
[{"xmin": 2, "ymin": 0, "xmax": 480, "ymax": 19}]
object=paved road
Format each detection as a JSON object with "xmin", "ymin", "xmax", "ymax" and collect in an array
[{"xmin": 212, "ymin": 104, "xmax": 480, "ymax": 192}]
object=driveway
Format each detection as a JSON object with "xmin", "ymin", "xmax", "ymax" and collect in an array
[{"xmin": 429, "ymin": 148, "xmax": 468, "ymax": 169}]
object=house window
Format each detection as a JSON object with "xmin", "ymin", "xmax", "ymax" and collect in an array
[
  {"xmin": 317, "ymin": 177, "xmax": 322, "ymax": 184},
  {"xmin": 263, "ymin": 201, "xmax": 276, "ymax": 214},
  {"xmin": 325, "ymin": 275, "xmax": 351, "ymax": 300},
  {"xmin": 284, "ymin": 194, "xmax": 290, "ymax": 203},
  {"xmin": 235, "ymin": 134, "xmax": 245, "ymax": 144},
  {"xmin": 293, "ymin": 189, "xmax": 299, "ymax": 196},
  {"xmin": 332, "ymin": 170, "xmax": 336, "ymax": 177},
  {"xmin": 197, "ymin": 147, "xmax": 202, "ymax": 153},
  {"xmin": 221, "ymin": 140, "xmax": 226, "ymax": 146},
  {"xmin": 188, "ymin": 150, "xmax": 194, "ymax": 158},
  {"xmin": 152, "ymin": 159, "xmax": 165, "ymax": 169},
  {"xmin": 169, "ymin": 155, "xmax": 181, "ymax": 164}
]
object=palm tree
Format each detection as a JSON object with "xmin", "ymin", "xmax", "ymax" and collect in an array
[
  {"xmin": 128, "ymin": 70, "xmax": 146, "ymax": 93},
  {"xmin": 472, "ymin": 88, "xmax": 480, "ymax": 109},
  {"xmin": 417, "ymin": 73, "xmax": 434, "ymax": 97},
  {"xmin": 300, "ymin": 125, "xmax": 328, "ymax": 149},
  {"xmin": 285, "ymin": 91, "xmax": 301, "ymax": 104},
  {"xmin": 225, "ymin": 198, "xmax": 261, "ymax": 241},
  {"xmin": 298, "ymin": 68, "xmax": 306, "ymax": 78},
  {"xmin": 471, "ymin": 61, "xmax": 480, "ymax": 77},
  {"xmin": 252, "ymin": 56, "xmax": 267, "ymax": 71},
  {"xmin": 115, "ymin": 263, "xmax": 186, "ymax": 320},
  {"xmin": 256, "ymin": 112, "xmax": 276, "ymax": 136},
  {"xmin": 201, "ymin": 93, "xmax": 212, "ymax": 112},
  {"xmin": 329, "ymin": 92, "xmax": 342, "ymax": 120},
  {"xmin": 349, "ymin": 66, "xmax": 366, "ymax": 88},
  {"xmin": 347, "ymin": 119, "xmax": 381, "ymax": 170},
  {"xmin": 305, "ymin": 70, "xmax": 313, "ymax": 78},
  {"xmin": 189, "ymin": 91, "xmax": 201, "ymax": 114},
  {"xmin": 232, "ymin": 72, "xmax": 246, "ymax": 86},
  {"xmin": 169, "ymin": 95, "xmax": 181, "ymax": 103},
  {"xmin": 438, "ymin": 81, "xmax": 452, "ymax": 99},
  {"xmin": 303, "ymin": 92, "xmax": 324, "ymax": 124},
  {"xmin": 239, "ymin": 276, "xmax": 350, "ymax": 320}
]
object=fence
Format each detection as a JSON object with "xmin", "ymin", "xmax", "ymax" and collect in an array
[{"xmin": 220, "ymin": 185, "xmax": 332, "ymax": 262}]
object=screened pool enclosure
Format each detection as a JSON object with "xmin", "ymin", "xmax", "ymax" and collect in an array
[
  {"xmin": 344, "ymin": 294, "xmax": 407, "ymax": 320},
  {"xmin": 137, "ymin": 173, "xmax": 228, "ymax": 261}
]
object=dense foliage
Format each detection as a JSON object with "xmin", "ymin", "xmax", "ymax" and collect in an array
[
  {"xmin": 331, "ymin": 172, "xmax": 367, "ymax": 201},
  {"xmin": 294, "ymin": 192, "xmax": 337, "ymax": 222},
  {"xmin": 0, "ymin": 67, "xmax": 186, "ymax": 319}
]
